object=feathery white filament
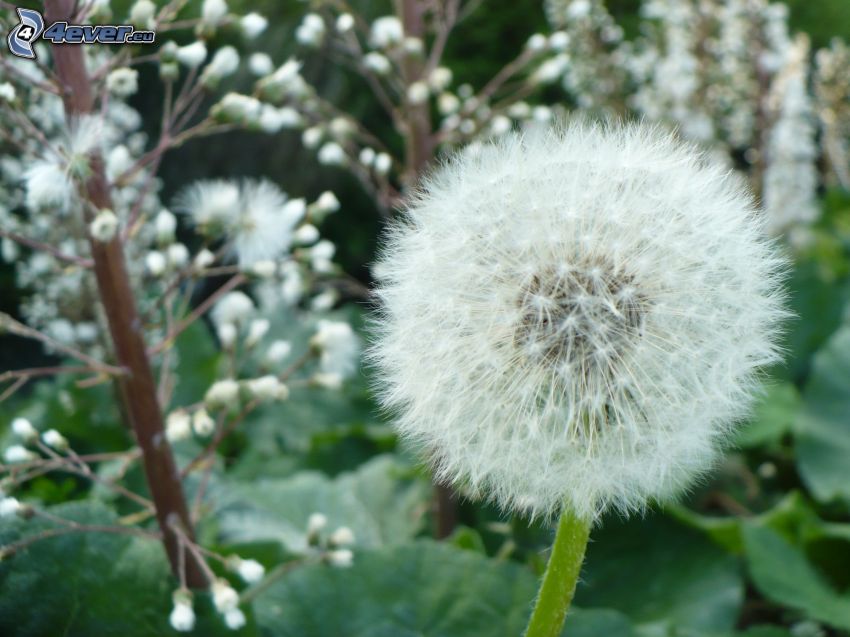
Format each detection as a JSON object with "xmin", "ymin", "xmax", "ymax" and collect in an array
[{"xmin": 371, "ymin": 122, "xmax": 786, "ymax": 521}]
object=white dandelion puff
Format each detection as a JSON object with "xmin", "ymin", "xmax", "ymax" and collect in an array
[{"xmin": 370, "ymin": 121, "xmax": 787, "ymax": 521}]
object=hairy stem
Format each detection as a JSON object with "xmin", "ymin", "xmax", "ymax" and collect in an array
[
  {"xmin": 45, "ymin": 0, "xmax": 206, "ymax": 588},
  {"xmin": 524, "ymin": 508, "xmax": 591, "ymax": 637}
]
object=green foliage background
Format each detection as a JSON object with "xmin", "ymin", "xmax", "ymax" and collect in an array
[{"xmin": 2, "ymin": 1, "xmax": 850, "ymax": 636}]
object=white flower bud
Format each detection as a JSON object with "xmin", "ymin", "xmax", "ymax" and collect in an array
[
  {"xmin": 374, "ymin": 152, "xmax": 392, "ymax": 175},
  {"xmin": 169, "ymin": 596, "xmax": 195, "ymax": 633},
  {"xmin": 328, "ymin": 549, "xmax": 354, "ymax": 568},
  {"xmin": 249, "ymin": 52, "xmax": 273, "ymax": 76},
  {"xmin": 155, "ymin": 209, "xmax": 177, "ymax": 243},
  {"xmin": 310, "ymin": 289, "xmax": 338, "ymax": 312},
  {"xmin": 407, "ymin": 81, "xmax": 429, "ymax": 105},
  {"xmin": 202, "ymin": 46, "xmax": 240, "ymax": 86},
  {"xmin": 11, "ymin": 418, "xmax": 37, "ymax": 442},
  {"xmin": 0, "ymin": 497, "xmax": 22, "ymax": 518},
  {"xmin": 359, "ymin": 147, "xmax": 376, "ymax": 166},
  {"xmin": 265, "ymin": 340, "xmax": 292, "ymax": 364},
  {"xmin": 167, "ymin": 243, "xmax": 190, "ymax": 268},
  {"xmin": 241, "ymin": 12, "xmax": 267, "ymax": 39},
  {"xmin": 532, "ymin": 105, "xmax": 552, "ymax": 122},
  {"xmin": 234, "ymin": 558, "xmax": 265, "ymax": 583},
  {"xmin": 212, "ymin": 291, "xmax": 254, "ymax": 325},
  {"xmin": 145, "ymin": 251, "xmax": 167, "ymax": 276},
  {"xmin": 294, "ymin": 224, "xmax": 320, "ymax": 245},
  {"xmin": 315, "ymin": 191, "xmax": 340, "ymax": 214},
  {"xmin": 194, "ymin": 248, "xmax": 215, "ymax": 269},
  {"xmin": 217, "ymin": 323, "xmax": 237, "ymax": 349},
  {"xmin": 296, "ymin": 13, "xmax": 325, "ymax": 47},
  {"xmin": 212, "ymin": 579, "xmax": 239, "ymax": 613},
  {"xmin": 0, "ymin": 82, "xmax": 17, "ymax": 102},
  {"xmin": 90, "ymin": 209, "xmax": 119, "ymax": 243},
  {"xmin": 165, "ymin": 410, "xmax": 192, "ymax": 442},
  {"xmin": 224, "ymin": 608, "xmax": 246, "ymax": 630},
  {"xmin": 428, "ymin": 67, "xmax": 452, "ymax": 92},
  {"xmin": 490, "ymin": 115, "xmax": 512, "ymax": 136},
  {"xmin": 363, "ymin": 52, "xmax": 391, "ymax": 75},
  {"xmin": 318, "ymin": 142, "xmax": 346, "ymax": 166},
  {"xmin": 245, "ymin": 318, "xmax": 270, "ymax": 347},
  {"xmin": 336, "ymin": 13, "xmax": 354, "ymax": 33},
  {"xmin": 4, "ymin": 445, "xmax": 36, "ymax": 464},
  {"xmin": 302, "ymin": 126, "xmax": 323, "ymax": 149},
  {"xmin": 312, "ymin": 372, "xmax": 343, "ymax": 389},
  {"xmin": 129, "ymin": 0, "xmax": 156, "ymax": 28},
  {"xmin": 41, "ymin": 429, "xmax": 68, "ymax": 451},
  {"xmin": 437, "ymin": 92, "xmax": 460, "ymax": 115},
  {"xmin": 205, "ymin": 379, "xmax": 240, "ymax": 409},
  {"xmin": 370, "ymin": 16, "xmax": 403, "ymax": 48},
  {"xmin": 329, "ymin": 526, "xmax": 355, "ymax": 547},
  {"xmin": 192, "ymin": 409, "xmax": 216, "ymax": 437},
  {"xmin": 250, "ymin": 260, "xmax": 277, "ymax": 278},
  {"xmin": 549, "ymin": 31, "xmax": 570, "ymax": 51},
  {"xmin": 307, "ymin": 512, "xmax": 327, "ymax": 535},
  {"xmin": 246, "ymin": 375, "xmax": 287, "ymax": 402},
  {"xmin": 403, "ymin": 37, "xmax": 423, "ymax": 55},
  {"xmin": 526, "ymin": 33, "xmax": 547, "ymax": 51},
  {"xmin": 176, "ymin": 42, "xmax": 208, "ymax": 68},
  {"xmin": 202, "ymin": 0, "xmax": 227, "ymax": 24}
]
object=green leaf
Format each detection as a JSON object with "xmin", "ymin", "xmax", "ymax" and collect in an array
[
  {"xmin": 743, "ymin": 523, "xmax": 850, "ymax": 630},
  {"xmin": 207, "ymin": 455, "xmax": 430, "ymax": 550},
  {"xmin": 735, "ymin": 382, "xmax": 800, "ymax": 449},
  {"xmin": 253, "ymin": 539, "xmax": 636, "ymax": 637},
  {"xmin": 170, "ymin": 320, "xmax": 222, "ymax": 407},
  {"xmin": 794, "ymin": 326, "xmax": 850, "ymax": 503},
  {"xmin": 574, "ymin": 514, "xmax": 744, "ymax": 636}
]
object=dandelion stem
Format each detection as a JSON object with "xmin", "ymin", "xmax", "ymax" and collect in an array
[{"xmin": 524, "ymin": 508, "xmax": 591, "ymax": 637}]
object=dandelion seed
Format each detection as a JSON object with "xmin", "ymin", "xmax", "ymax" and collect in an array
[{"xmin": 371, "ymin": 122, "xmax": 786, "ymax": 521}]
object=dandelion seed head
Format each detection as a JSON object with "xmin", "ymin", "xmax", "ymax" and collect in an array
[{"xmin": 370, "ymin": 121, "xmax": 787, "ymax": 521}]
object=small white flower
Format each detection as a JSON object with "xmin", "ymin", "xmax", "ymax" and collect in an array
[
  {"xmin": 214, "ymin": 92, "xmax": 262, "ymax": 125},
  {"xmin": 490, "ymin": 115, "xmax": 512, "ymax": 136},
  {"xmin": 167, "ymin": 243, "xmax": 190, "ymax": 268},
  {"xmin": 192, "ymin": 409, "xmax": 216, "ymax": 437},
  {"xmin": 165, "ymin": 410, "xmax": 192, "ymax": 443},
  {"xmin": 314, "ymin": 191, "xmax": 340, "ymax": 215},
  {"xmin": 205, "ymin": 379, "xmax": 241, "ymax": 409},
  {"xmin": 0, "ymin": 82, "xmax": 17, "ymax": 102},
  {"xmin": 302, "ymin": 126, "xmax": 323, "ymax": 149},
  {"xmin": 224, "ymin": 608, "xmax": 246, "ymax": 630},
  {"xmin": 526, "ymin": 33, "xmax": 547, "ymax": 51},
  {"xmin": 533, "ymin": 54, "xmax": 569, "ymax": 84},
  {"xmin": 90, "ymin": 209, "xmax": 119, "ymax": 243},
  {"xmin": 312, "ymin": 372, "xmax": 343, "ymax": 390},
  {"xmin": 307, "ymin": 512, "xmax": 327, "ymax": 535},
  {"xmin": 235, "ymin": 558, "xmax": 265, "ymax": 583},
  {"xmin": 169, "ymin": 593, "xmax": 196, "ymax": 632},
  {"xmin": 359, "ymin": 147, "xmax": 376, "ymax": 166},
  {"xmin": 4, "ymin": 445, "xmax": 35, "ymax": 464},
  {"xmin": 41, "ymin": 429, "xmax": 68, "ymax": 451},
  {"xmin": 213, "ymin": 291, "xmax": 255, "ymax": 326},
  {"xmin": 428, "ymin": 67, "xmax": 452, "ymax": 92},
  {"xmin": 403, "ymin": 37, "xmax": 423, "ymax": 55},
  {"xmin": 328, "ymin": 549, "xmax": 354, "ymax": 568},
  {"xmin": 105, "ymin": 68, "xmax": 139, "ymax": 97},
  {"xmin": 11, "ymin": 418, "xmax": 37, "ymax": 441},
  {"xmin": 407, "ymin": 81, "xmax": 429, "ymax": 105},
  {"xmin": 281, "ymin": 263, "xmax": 304, "ymax": 306},
  {"xmin": 330, "ymin": 526, "xmax": 355, "ymax": 547},
  {"xmin": 246, "ymin": 375, "xmax": 288, "ymax": 402},
  {"xmin": 129, "ymin": 0, "xmax": 156, "ymax": 28},
  {"xmin": 265, "ymin": 340, "xmax": 292, "ymax": 364},
  {"xmin": 249, "ymin": 52, "xmax": 273, "ymax": 76},
  {"xmin": 232, "ymin": 181, "xmax": 303, "ymax": 266},
  {"xmin": 318, "ymin": 142, "xmax": 346, "ymax": 166},
  {"xmin": 155, "ymin": 209, "xmax": 177, "ymax": 243},
  {"xmin": 106, "ymin": 145, "xmax": 133, "ymax": 180},
  {"xmin": 202, "ymin": 46, "xmax": 240, "ymax": 85},
  {"xmin": 373, "ymin": 152, "xmax": 392, "ymax": 175},
  {"xmin": 310, "ymin": 289, "xmax": 338, "ymax": 312},
  {"xmin": 371, "ymin": 122, "xmax": 787, "ymax": 521},
  {"xmin": 311, "ymin": 320, "xmax": 358, "ymax": 378},
  {"xmin": 370, "ymin": 16, "xmax": 403, "ymax": 48},
  {"xmin": 531, "ymin": 105, "xmax": 552, "ymax": 122},
  {"xmin": 336, "ymin": 13, "xmax": 355, "ymax": 33},
  {"xmin": 145, "ymin": 251, "xmax": 167, "ymax": 276},
  {"xmin": 0, "ymin": 497, "xmax": 22, "ymax": 518},
  {"xmin": 294, "ymin": 224, "xmax": 320, "ymax": 245},
  {"xmin": 549, "ymin": 31, "xmax": 570, "ymax": 51},
  {"xmin": 194, "ymin": 248, "xmax": 216, "ymax": 269},
  {"xmin": 296, "ymin": 13, "xmax": 325, "ymax": 47},
  {"xmin": 212, "ymin": 579, "xmax": 239, "ymax": 613},
  {"xmin": 176, "ymin": 42, "xmax": 208, "ymax": 68},
  {"xmin": 259, "ymin": 105, "xmax": 301, "ymax": 133},
  {"xmin": 241, "ymin": 12, "xmax": 268, "ymax": 38},
  {"xmin": 202, "ymin": 0, "xmax": 228, "ymax": 24},
  {"xmin": 176, "ymin": 179, "xmax": 240, "ymax": 229},
  {"xmin": 25, "ymin": 160, "xmax": 73, "ymax": 212},
  {"xmin": 245, "ymin": 318, "xmax": 270, "ymax": 347},
  {"xmin": 217, "ymin": 322, "xmax": 237, "ymax": 349},
  {"xmin": 363, "ymin": 52, "xmax": 391, "ymax": 75},
  {"xmin": 250, "ymin": 259, "xmax": 277, "ymax": 278},
  {"xmin": 438, "ymin": 92, "xmax": 460, "ymax": 115}
]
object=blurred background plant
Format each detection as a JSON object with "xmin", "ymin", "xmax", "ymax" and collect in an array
[{"xmin": 0, "ymin": 0, "xmax": 849, "ymax": 636}]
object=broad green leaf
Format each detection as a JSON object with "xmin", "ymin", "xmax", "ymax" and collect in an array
[
  {"xmin": 170, "ymin": 320, "xmax": 222, "ymax": 407},
  {"xmin": 735, "ymin": 383, "xmax": 800, "ymax": 449},
  {"xmin": 253, "ymin": 539, "xmax": 637, "ymax": 637},
  {"xmin": 574, "ymin": 514, "xmax": 744, "ymax": 637},
  {"xmin": 794, "ymin": 326, "xmax": 850, "ymax": 503},
  {"xmin": 743, "ymin": 523, "xmax": 850, "ymax": 630},
  {"xmin": 207, "ymin": 455, "xmax": 429, "ymax": 550}
]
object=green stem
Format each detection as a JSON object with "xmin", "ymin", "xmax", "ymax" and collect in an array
[{"xmin": 524, "ymin": 508, "xmax": 592, "ymax": 637}]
